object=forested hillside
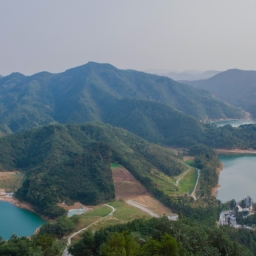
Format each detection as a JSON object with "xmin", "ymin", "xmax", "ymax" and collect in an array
[
  {"xmin": 0, "ymin": 123, "xmax": 185, "ymax": 217},
  {"xmin": 183, "ymin": 69, "xmax": 256, "ymax": 118},
  {"xmin": 0, "ymin": 62, "xmax": 245, "ymax": 134},
  {"xmin": 70, "ymin": 217, "xmax": 253, "ymax": 256}
]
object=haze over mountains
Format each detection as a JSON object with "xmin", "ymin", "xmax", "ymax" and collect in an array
[
  {"xmin": 0, "ymin": 62, "xmax": 245, "ymax": 136},
  {"xmin": 183, "ymin": 69, "xmax": 256, "ymax": 118}
]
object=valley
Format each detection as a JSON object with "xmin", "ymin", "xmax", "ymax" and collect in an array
[
  {"xmin": 2, "ymin": 1, "xmax": 256, "ymax": 254},
  {"xmin": 0, "ymin": 63, "xmax": 256, "ymax": 255}
]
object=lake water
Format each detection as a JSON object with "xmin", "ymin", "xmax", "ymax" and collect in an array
[
  {"xmin": 217, "ymin": 154, "xmax": 256, "ymax": 202},
  {"xmin": 0, "ymin": 201, "xmax": 45, "ymax": 240},
  {"xmin": 213, "ymin": 119, "xmax": 255, "ymax": 127}
]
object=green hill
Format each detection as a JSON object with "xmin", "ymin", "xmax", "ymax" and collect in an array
[
  {"xmin": 0, "ymin": 63, "xmax": 245, "ymax": 134},
  {"xmin": 183, "ymin": 69, "xmax": 256, "ymax": 118},
  {"xmin": 0, "ymin": 123, "xmax": 186, "ymax": 217}
]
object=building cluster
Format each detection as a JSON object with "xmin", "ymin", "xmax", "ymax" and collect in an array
[
  {"xmin": 0, "ymin": 191, "xmax": 14, "ymax": 197},
  {"xmin": 219, "ymin": 196, "xmax": 254, "ymax": 229},
  {"xmin": 219, "ymin": 210, "xmax": 237, "ymax": 227}
]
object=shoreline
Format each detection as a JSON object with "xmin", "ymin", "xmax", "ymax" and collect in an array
[
  {"xmin": 0, "ymin": 196, "xmax": 50, "ymax": 221},
  {"xmin": 216, "ymin": 149, "xmax": 256, "ymax": 154},
  {"xmin": 0, "ymin": 196, "xmax": 35, "ymax": 212},
  {"xmin": 208, "ymin": 112, "xmax": 252, "ymax": 123},
  {"xmin": 212, "ymin": 149, "xmax": 256, "ymax": 198},
  {"xmin": 211, "ymin": 162, "xmax": 223, "ymax": 197}
]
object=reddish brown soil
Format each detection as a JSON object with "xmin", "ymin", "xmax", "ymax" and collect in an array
[{"xmin": 112, "ymin": 166, "xmax": 148, "ymax": 200}]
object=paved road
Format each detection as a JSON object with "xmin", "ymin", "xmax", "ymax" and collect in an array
[
  {"xmin": 127, "ymin": 200, "xmax": 159, "ymax": 218},
  {"xmin": 190, "ymin": 169, "xmax": 200, "ymax": 201},
  {"xmin": 62, "ymin": 204, "xmax": 115, "ymax": 256}
]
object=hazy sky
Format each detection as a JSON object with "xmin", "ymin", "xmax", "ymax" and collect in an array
[{"xmin": 1, "ymin": 1, "xmax": 256, "ymax": 76}]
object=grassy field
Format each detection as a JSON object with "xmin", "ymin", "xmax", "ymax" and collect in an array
[
  {"xmin": 184, "ymin": 159, "xmax": 195, "ymax": 167},
  {"xmin": 176, "ymin": 168, "xmax": 197, "ymax": 195},
  {"xmin": 72, "ymin": 200, "xmax": 149, "ymax": 241},
  {"xmin": 148, "ymin": 168, "xmax": 178, "ymax": 195},
  {"xmin": 87, "ymin": 201, "xmax": 149, "ymax": 232},
  {"xmin": 74, "ymin": 205, "xmax": 112, "ymax": 231},
  {"xmin": 0, "ymin": 172, "xmax": 24, "ymax": 192},
  {"xmin": 111, "ymin": 163, "xmax": 122, "ymax": 168}
]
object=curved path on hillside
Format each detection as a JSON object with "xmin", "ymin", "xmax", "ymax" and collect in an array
[
  {"xmin": 190, "ymin": 169, "xmax": 200, "ymax": 201},
  {"xmin": 175, "ymin": 169, "xmax": 190, "ymax": 186},
  {"xmin": 127, "ymin": 200, "xmax": 159, "ymax": 218},
  {"xmin": 62, "ymin": 204, "xmax": 115, "ymax": 256}
]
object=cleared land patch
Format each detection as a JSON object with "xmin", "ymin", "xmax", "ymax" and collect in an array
[
  {"xmin": 111, "ymin": 164, "xmax": 174, "ymax": 216},
  {"xmin": 0, "ymin": 171, "xmax": 24, "ymax": 192},
  {"xmin": 72, "ymin": 201, "xmax": 149, "ymax": 241},
  {"xmin": 111, "ymin": 164, "xmax": 148, "ymax": 200},
  {"xmin": 132, "ymin": 195, "xmax": 173, "ymax": 216},
  {"xmin": 73, "ymin": 205, "xmax": 113, "ymax": 232}
]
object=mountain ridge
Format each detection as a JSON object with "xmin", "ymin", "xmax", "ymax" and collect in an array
[
  {"xmin": 182, "ymin": 69, "xmax": 256, "ymax": 118},
  {"xmin": 0, "ymin": 62, "xmax": 245, "ymax": 134}
]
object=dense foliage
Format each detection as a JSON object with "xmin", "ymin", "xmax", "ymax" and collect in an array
[
  {"xmin": 69, "ymin": 217, "xmax": 253, "ymax": 256},
  {"xmin": 203, "ymin": 123, "xmax": 256, "ymax": 149},
  {"xmin": 189, "ymin": 145, "xmax": 220, "ymax": 196},
  {"xmin": 0, "ymin": 234, "xmax": 64, "ymax": 256},
  {"xmin": 0, "ymin": 62, "xmax": 244, "ymax": 134},
  {"xmin": 0, "ymin": 123, "xmax": 185, "ymax": 217},
  {"xmin": 39, "ymin": 215, "xmax": 79, "ymax": 239}
]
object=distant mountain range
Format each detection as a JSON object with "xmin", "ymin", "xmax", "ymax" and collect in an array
[
  {"xmin": 182, "ymin": 69, "xmax": 256, "ymax": 118},
  {"xmin": 0, "ymin": 62, "xmax": 244, "ymax": 135},
  {"xmin": 145, "ymin": 70, "xmax": 220, "ymax": 81}
]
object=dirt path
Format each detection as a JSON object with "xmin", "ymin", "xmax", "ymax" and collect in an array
[
  {"xmin": 175, "ymin": 169, "xmax": 190, "ymax": 186},
  {"xmin": 62, "ymin": 204, "xmax": 115, "ymax": 256},
  {"xmin": 126, "ymin": 200, "xmax": 159, "ymax": 218},
  {"xmin": 190, "ymin": 169, "xmax": 200, "ymax": 201}
]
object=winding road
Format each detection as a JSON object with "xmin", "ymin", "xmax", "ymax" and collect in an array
[
  {"xmin": 62, "ymin": 204, "xmax": 115, "ymax": 256},
  {"xmin": 190, "ymin": 169, "xmax": 200, "ymax": 201},
  {"xmin": 127, "ymin": 200, "xmax": 159, "ymax": 218}
]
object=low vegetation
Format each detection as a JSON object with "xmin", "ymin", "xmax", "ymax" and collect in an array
[
  {"xmin": 175, "ymin": 168, "xmax": 197, "ymax": 195},
  {"xmin": 0, "ymin": 171, "xmax": 23, "ymax": 192}
]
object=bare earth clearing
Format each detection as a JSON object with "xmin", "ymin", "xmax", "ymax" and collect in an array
[
  {"xmin": 0, "ymin": 171, "xmax": 23, "ymax": 191},
  {"xmin": 112, "ymin": 166, "xmax": 148, "ymax": 200},
  {"xmin": 111, "ymin": 165, "xmax": 173, "ymax": 216}
]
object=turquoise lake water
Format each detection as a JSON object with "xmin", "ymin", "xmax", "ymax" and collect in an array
[
  {"xmin": 217, "ymin": 154, "xmax": 256, "ymax": 202},
  {"xmin": 0, "ymin": 201, "xmax": 45, "ymax": 240}
]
